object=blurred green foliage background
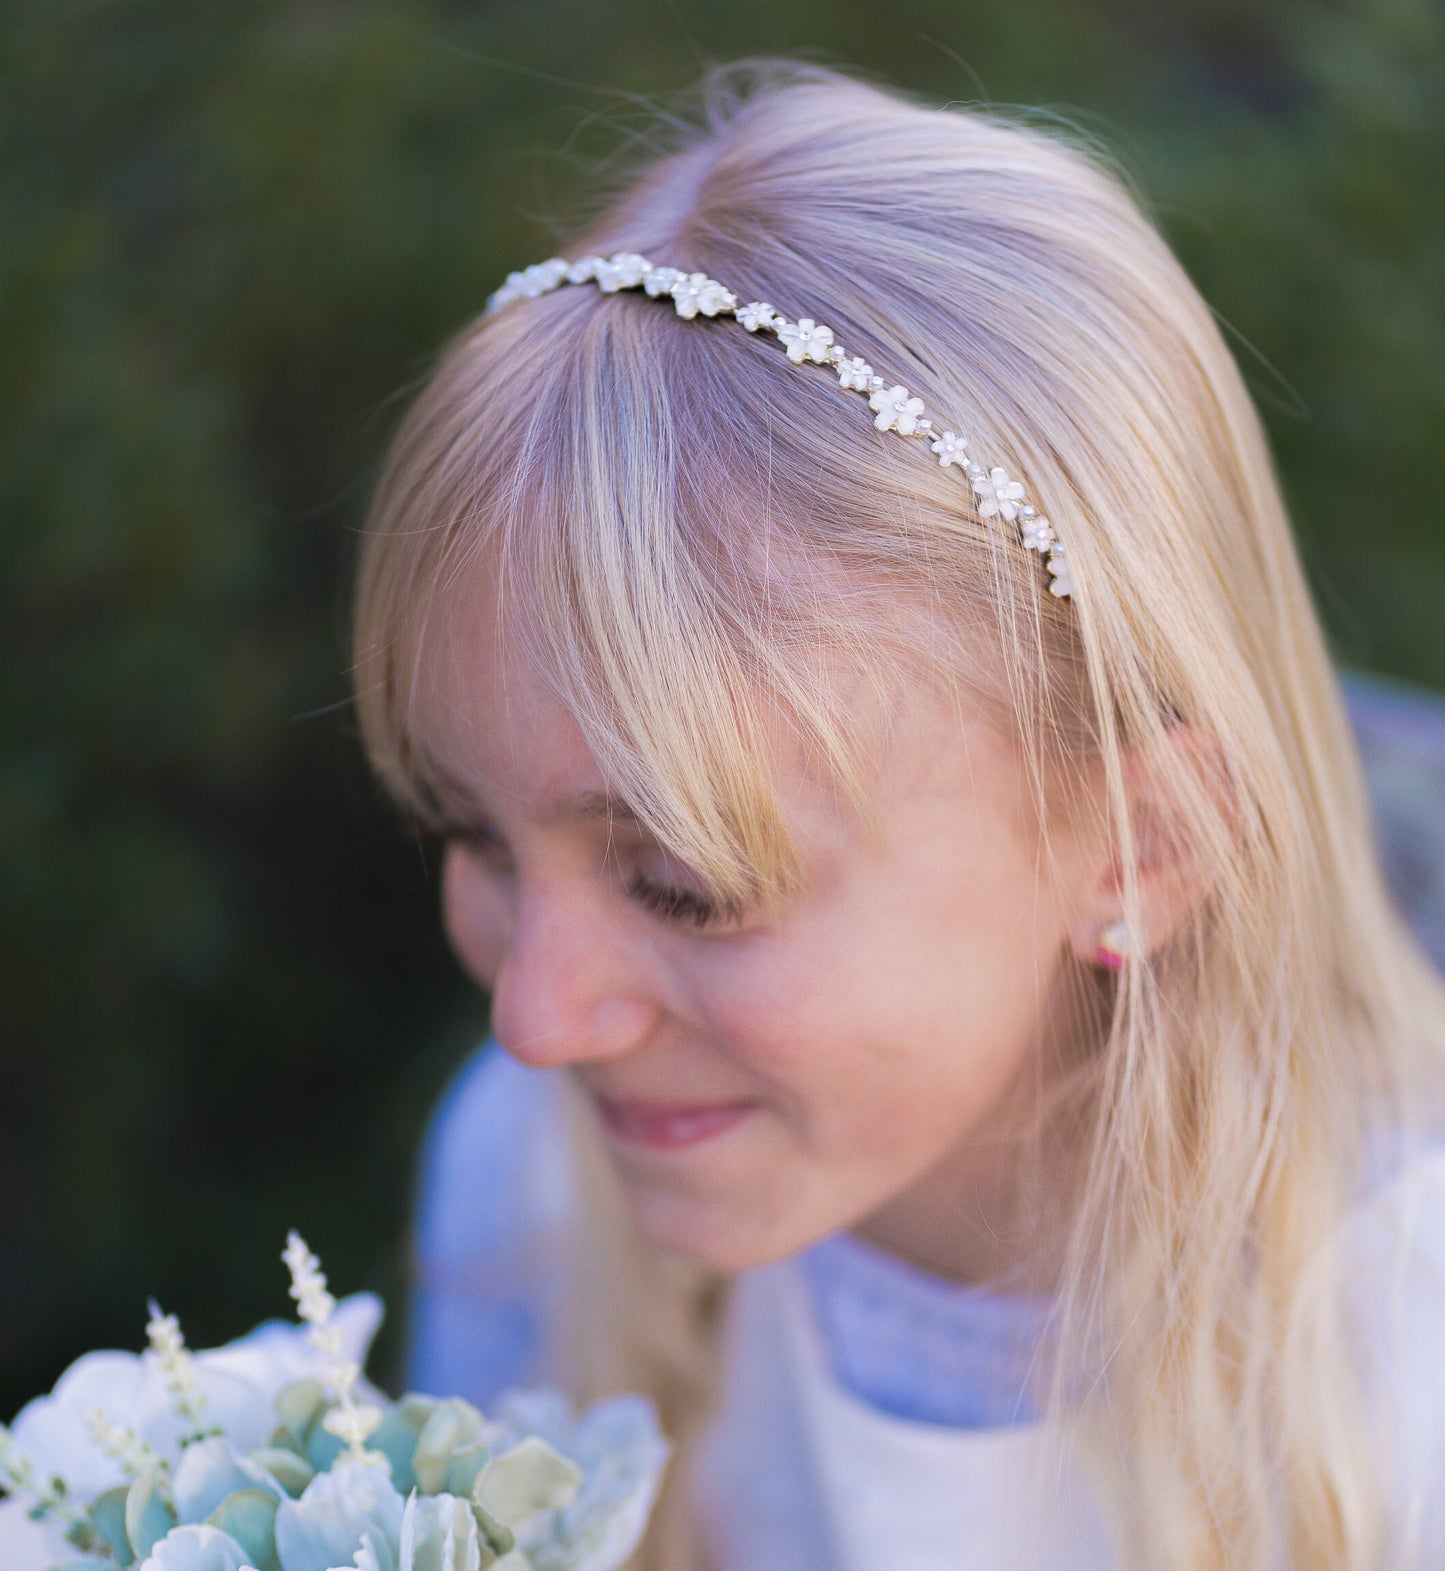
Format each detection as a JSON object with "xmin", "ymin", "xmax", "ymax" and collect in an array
[{"xmin": 2, "ymin": 0, "xmax": 1442, "ymax": 1417}]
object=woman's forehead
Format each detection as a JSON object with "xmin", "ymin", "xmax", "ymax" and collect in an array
[
  {"xmin": 411, "ymin": 577, "xmax": 1033, "ymax": 850},
  {"xmin": 410, "ymin": 605, "xmax": 602, "ymax": 812}
]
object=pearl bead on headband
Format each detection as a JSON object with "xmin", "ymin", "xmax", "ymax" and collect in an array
[{"xmin": 486, "ymin": 253, "xmax": 1074, "ymax": 600}]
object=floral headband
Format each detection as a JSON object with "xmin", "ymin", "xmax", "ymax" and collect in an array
[{"xmin": 486, "ymin": 252, "xmax": 1073, "ymax": 599}]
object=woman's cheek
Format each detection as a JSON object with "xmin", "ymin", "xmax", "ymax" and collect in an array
[
  {"xmin": 441, "ymin": 842, "xmax": 509, "ymax": 991},
  {"xmin": 692, "ymin": 944, "xmax": 829, "ymax": 1088}
]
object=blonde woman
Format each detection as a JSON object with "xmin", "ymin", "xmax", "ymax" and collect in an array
[{"xmin": 353, "ymin": 63, "xmax": 1445, "ymax": 1571}]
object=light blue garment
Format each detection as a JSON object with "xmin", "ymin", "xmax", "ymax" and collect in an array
[
  {"xmin": 798, "ymin": 1231, "xmax": 1052, "ymax": 1427},
  {"xmin": 406, "ymin": 1042, "xmax": 1051, "ymax": 1428},
  {"xmin": 1339, "ymin": 667, "xmax": 1445, "ymax": 973},
  {"xmin": 406, "ymin": 1043, "xmax": 565, "ymax": 1404}
]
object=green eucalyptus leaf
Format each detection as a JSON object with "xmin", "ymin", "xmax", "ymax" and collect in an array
[
  {"xmin": 124, "ymin": 1470, "xmax": 177, "ymax": 1561},
  {"xmin": 273, "ymin": 1380, "xmax": 326, "ymax": 1446},
  {"xmin": 273, "ymin": 1460, "xmax": 405, "ymax": 1571},
  {"xmin": 265, "ymin": 1426, "xmax": 307, "ymax": 1458},
  {"xmin": 248, "ymin": 1445, "xmax": 315, "ymax": 1498},
  {"xmin": 402, "ymin": 1493, "xmax": 499, "ymax": 1570},
  {"xmin": 207, "ymin": 1487, "xmax": 280, "ymax": 1571},
  {"xmin": 472, "ymin": 1438, "xmax": 582, "ymax": 1526},
  {"xmin": 469, "ymin": 1500, "xmax": 515, "ymax": 1559},
  {"xmin": 173, "ymin": 1437, "xmax": 268, "ymax": 1524},
  {"xmin": 367, "ymin": 1394, "xmax": 439, "ymax": 1494},
  {"xmin": 445, "ymin": 1440, "xmax": 491, "ymax": 1500},
  {"xmin": 87, "ymin": 1484, "xmax": 135, "ymax": 1565},
  {"xmin": 412, "ymin": 1398, "xmax": 484, "ymax": 1495},
  {"xmin": 303, "ymin": 1413, "xmax": 345, "ymax": 1474}
]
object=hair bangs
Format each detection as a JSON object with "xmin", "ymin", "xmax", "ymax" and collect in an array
[{"xmin": 358, "ymin": 278, "xmax": 900, "ymax": 908}]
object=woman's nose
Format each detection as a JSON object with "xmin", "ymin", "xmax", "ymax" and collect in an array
[{"xmin": 486, "ymin": 880, "xmax": 661, "ymax": 1072}]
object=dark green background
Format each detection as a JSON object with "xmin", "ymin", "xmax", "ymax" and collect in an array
[{"xmin": 3, "ymin": 0, "xmax": 1442, "ymax": 1419}]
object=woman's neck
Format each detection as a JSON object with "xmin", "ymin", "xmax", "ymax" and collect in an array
[
  {"xmin": 849, "ymin": 1130, "xmax": 1076, "ymax": 1293},
  {"xmin": 849, "ymin": 1008, "xmax": 1099, "ymax": 1293}
]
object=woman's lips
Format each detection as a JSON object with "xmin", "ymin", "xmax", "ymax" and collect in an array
[{"xmin": 592, "ymin": 1095, "xmax": 757, "ymax": 1150}]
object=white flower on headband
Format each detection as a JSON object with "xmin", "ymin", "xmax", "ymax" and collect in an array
[
  {"xmin": 532, "ymin": 261, "xmax": 567, "ymax": 294},
  {"xmin": 671, "ymin": 273, "xmax": 736, "ymax": 319},
  {"xmin": 930, "ymin": 430, "xmax": 968, "ymax": 467},
  {"xmin": 1020, "ymin": 512, "xmax": 1057, "ymax": 552},
  {"xmin": 597, "ymin": 252, "xmax": 650, "ymax": 291},
  {"xmin": 644, "ymin": 265, "xmax": 686, "ymax": 297},
  {"xmin": 869, "ymin": 384, "xmax": 926, "ymax": 436},
  {"xmin": 498, "ymin": 257, "xmax": 568, "ymax": 303},
  {"xmin": 972, "ymin": 466, "xmax": 1026, "ymax": 522},
  {"xmin": 778, "ymin": 318, "xmax": 835, "ymax": 364},
  {"xmin": 1046, "ymin": 545, "xmax": 1074, "ymax": 598},
  {"xmin": 837, "ymin": 355, "xmax": 874, "ymax": 392},
  {"xmin": 484, "ymin": 250, "xmax": 1078, "ymax": 604}
]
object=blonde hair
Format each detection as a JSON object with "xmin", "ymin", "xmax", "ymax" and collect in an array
[{"xmin": 353, "ymin": 62, "xmax": 1445, "ymax": 1571}]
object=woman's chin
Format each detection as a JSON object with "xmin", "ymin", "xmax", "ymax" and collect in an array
[{"xmin": 618, "ymin": 1177, "xmax": 819, "ymax": 1273}]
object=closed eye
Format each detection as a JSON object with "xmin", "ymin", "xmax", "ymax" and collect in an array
[
  {"xmin": 417, "ymin": 816, "xmax": 508, "ymax": 859},
  {"xmin": 625, "ymin": 871, "xmax": 742, "ymax": 931}
]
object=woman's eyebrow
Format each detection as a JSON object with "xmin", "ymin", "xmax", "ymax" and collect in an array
[
  {"xmin": 413, "ymin": 743, "xmax": 639, "ymax": 828},
  {"xmin": 413, "ymin": 747, "xmax": 491, "ymax": 818},
  {"xmin": 541, "ymin": 791, "xmax": 640, "ymax": 827}
]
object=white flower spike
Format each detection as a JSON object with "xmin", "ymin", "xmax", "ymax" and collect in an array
[
  {"xmin": 87, "ymin": 1407, "xmax": 166, "ymax": 1481},
  {"xmin": 283, "ymin": 1232, "xmax": 335, "ymax": 1330},
  {"xmin": 147, "ymin": 1300, "xmax": 209, "ymax": 1434},
  {"xmin": 484, "ymin": 252, "xmax": 1075, "ymax": 598},
  {"xmin": 283, "ymin": 1231, "xmax": 384, "ymax": 1464}
]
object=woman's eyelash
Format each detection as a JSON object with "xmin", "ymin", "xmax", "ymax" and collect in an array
[
  {"xmin": 416, "ymin": 819, "xmax": 739, "ymax": 931},
  {"xmin": 625, "ymin": 872, "xmax": 733, "ymax": 929},
  {"xmin": 416, "ymin": 817, "xmax": 504, "ymax": 851}
]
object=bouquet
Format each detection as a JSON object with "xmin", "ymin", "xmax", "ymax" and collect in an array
[{"xmin": 0, "ymin": 1234, "xmax": 668, "ymax": 1571}]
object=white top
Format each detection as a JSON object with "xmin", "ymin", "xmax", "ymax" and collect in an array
[
  {"xmin": 409, "ymin": 1047, "xmax": 1445, "ymax": 1570},
  {"xmin": 692, "ymin": 1261, "xmax": 1114, "ymax": 1570}
]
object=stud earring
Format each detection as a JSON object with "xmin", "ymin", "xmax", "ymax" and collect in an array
[{"xmin": 1095, "ymin": 918, "xmax": 1147, "ymax": 969}]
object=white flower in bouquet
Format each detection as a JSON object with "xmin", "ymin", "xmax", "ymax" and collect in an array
[{"xmin": 0, "ymin": 1234, "xmax": 668, "ymax": 1571}]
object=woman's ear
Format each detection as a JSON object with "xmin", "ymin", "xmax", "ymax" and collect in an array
[{"xmin": 1064, "ymin": 723, "xmax": 1234, "ymax": 966}]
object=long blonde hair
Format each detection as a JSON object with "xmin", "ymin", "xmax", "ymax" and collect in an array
[{"xmin": 353, "ymin": 62, "xmax": 1445, "ymax": 1570}]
